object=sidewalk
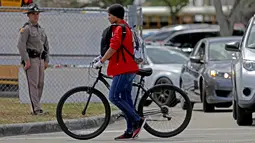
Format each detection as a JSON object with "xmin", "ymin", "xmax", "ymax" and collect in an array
[{"xmin": 0, "ymin": 111, "xmax": 121, "ymax": 137}]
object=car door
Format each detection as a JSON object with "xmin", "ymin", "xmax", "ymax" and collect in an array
[
  {"xmin": 185, "ymin": 40, "xmax": 206, "ymax": 102},
  {"xmin": 232, "ymin": 37, "xmax": 244, "ymax": 100},
  {"xmin": 191, "ymin": 41, "xmax": 207, "ymax": 96},
  {"xmin": 181, "ymin": 40, "xmax": 204, "ymax": 102}
]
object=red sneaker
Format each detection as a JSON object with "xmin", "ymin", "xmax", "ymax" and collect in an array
[{"xmin": 132, "ymin": 117, "xmax": 146, "ymax": 138}]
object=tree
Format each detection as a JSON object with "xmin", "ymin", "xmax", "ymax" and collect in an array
[
  {"xmin": 162, "ymin": 0, "xmax": 189, "ymax": 24},
  {"xmin": 145, "ymin": 0, "xmax": 189, "ymax": 24},
  {"xmin": 214, "ymin": 0, "xmax": 255, "ymax": 36}
]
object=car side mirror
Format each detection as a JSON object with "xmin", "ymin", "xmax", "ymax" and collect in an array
[
  {"xmin": 225, "ymin": 41, "xmax": 240, "ymax": 52},
  {"xmin": 190, "ymin": 56, "xmax": 203, "ymax": 63}
]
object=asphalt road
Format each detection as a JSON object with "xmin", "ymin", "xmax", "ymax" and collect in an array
[{"xmin": 1, "ymin": 104, "xmax": 255, "ymax": 143}]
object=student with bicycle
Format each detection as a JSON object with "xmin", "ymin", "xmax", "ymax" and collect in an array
[{"xmin": 93, "ymin": 3, "xmax": 146, "ymax": 140}]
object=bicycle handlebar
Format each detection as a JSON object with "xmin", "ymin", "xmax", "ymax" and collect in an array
[{"xmin": 90, "ymin": 62, "xmax": 112, "ymax": 79}]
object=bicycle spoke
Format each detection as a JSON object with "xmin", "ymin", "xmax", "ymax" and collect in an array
[
  {"xmin": 146, "ymin": 118, "xmax": 171, "ymax": 122},
  {"xmin": 56, "ymin": 86, "xmax": 111, "ymax": 140},
  {"xmin": 138, "ymin": 84, "xmax": 192, "ymax": 138},
  {"xmin": 143, "ymin": 108, "xmax": 162, "ymax": 116}
]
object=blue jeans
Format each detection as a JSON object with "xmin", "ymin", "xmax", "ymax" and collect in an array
[{"xmin": 109, "ymin": 73, "xmax": 141, "ymax": 133}]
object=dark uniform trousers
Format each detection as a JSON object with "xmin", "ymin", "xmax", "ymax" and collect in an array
[{"xmin": 25, "ymin": 57, "xmax": 45, "ymax": 112}]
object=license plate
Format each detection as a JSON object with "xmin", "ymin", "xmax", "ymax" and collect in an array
[{"xmin": 216, "ymin": 80, "xmax": 232, "ymax": 88}]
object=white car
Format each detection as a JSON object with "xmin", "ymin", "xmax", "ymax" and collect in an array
[
  {"xmin": 141, "ymin": 46, "xmax": 189, "ymax": 105},
  {"xmin": 225, "ymin": 15, "xmax": 255, "ymax": 126},
  {"xmin": 142, "ymin": 29, "xmax": 159, "ymax": 39}
]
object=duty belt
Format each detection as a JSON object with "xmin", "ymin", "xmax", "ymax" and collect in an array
[{"xmin": 27, "ymin": 49, "xmax": 43, "ymax": 59}]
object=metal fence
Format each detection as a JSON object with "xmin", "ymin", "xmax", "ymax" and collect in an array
[{"xmin": 0, "ymin": 5, "xmax": 143, "ymax": 127}]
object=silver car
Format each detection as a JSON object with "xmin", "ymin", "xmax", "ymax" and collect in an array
[
  {"xmin": 180, "ymin": 36, "xmax": 242, "ymax": 112},
  {"xmin": 142, "ymin": 46, "xmax": 188, "ymax": 105},
  {"xmin": 225, "ymin": 15, "xmax": 255, "ymax": 126}
]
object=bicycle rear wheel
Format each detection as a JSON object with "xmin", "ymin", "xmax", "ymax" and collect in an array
[
  {"xmin": 56, "ymin": 86, "xmax": 111, "ymax": 140},
  {"xmin": 138, "ymin": 84, "xmax": 192, "ymax": 138}
]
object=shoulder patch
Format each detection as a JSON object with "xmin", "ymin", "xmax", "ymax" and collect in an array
[
  {"xmin": 19, "ymin": 28, "xmax": 25, "ymax": 33},
  {"xmin": 19, "ymin": 22, "xmax": 29, "ymax": 33}
]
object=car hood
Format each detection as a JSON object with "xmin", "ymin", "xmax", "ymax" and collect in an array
[
  {"xmin": 207, "ymin": 61, "xmax": 232, "ymax": 73},
  {"xmin": 152, "ymin": 64, "xmax": 183, "ymax": 73}
]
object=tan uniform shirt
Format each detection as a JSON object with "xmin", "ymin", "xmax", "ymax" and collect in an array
[{"xmin": 17, "ymin": 21, "xmax": 49, "ymax": 62}]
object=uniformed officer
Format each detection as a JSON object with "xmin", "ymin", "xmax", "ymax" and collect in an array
[{"xmin": 17, "ymin": 3, "xmax": 50, "ymax": 115}]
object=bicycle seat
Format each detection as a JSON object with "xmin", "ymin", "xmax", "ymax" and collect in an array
[{"xmin": 137, "ymin": 68, "xmax": 153, "ymax": 77}]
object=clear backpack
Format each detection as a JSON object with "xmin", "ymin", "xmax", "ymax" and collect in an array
[{"xmin": 130, "ymin": 25, "xmax": 147, "ymax": 64}]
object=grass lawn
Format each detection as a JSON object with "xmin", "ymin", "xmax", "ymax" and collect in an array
[{"xmin": 0, "ymin": 98, "xmax": 117, "ymax": 124}]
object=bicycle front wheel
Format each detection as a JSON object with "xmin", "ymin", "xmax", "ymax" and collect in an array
[
  {"xmin": 56, "ymin": 86, "xmax": 111, "ymax": 140},
  {"xmin": 138, "ymin": 84, "xmax": 192, "ymax": 138}
]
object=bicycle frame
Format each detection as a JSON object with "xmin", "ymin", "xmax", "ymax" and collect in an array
[{"xmin": 82, "ymin": 67, "xmax": 163, "ymax": 115}]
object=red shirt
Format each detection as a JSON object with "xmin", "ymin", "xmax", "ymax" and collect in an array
[{"xmin": 107, "ymin": 20, "xmax": 139, "ymax": 77}]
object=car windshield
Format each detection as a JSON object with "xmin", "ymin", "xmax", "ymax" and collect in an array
[
  {"xmin": 145, "ymin": 31, "xmax": 176, "ymax": 41},
  {"xmin": 209, "ymin": 42, "xmax": 235, "ymax": 61},
  {"xmin": 147, "ymin": 48, "xmax": 188, "ymax": 64},
  {"xmin": 247, "ymin": 22, "xmax": 255, "ymax": 48}
]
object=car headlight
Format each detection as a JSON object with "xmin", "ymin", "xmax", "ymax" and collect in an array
[
  {"xmin": 210, "ymin": 70, "xmax": 217, "ymax": 77},
  {"xmin": 209, "ymin": 70, "xmax": 231, "ymax": 79},
  {"xmin": 223, "ymin": 73, "xmax": 231, "ymax": 79},
  {"xmin": 243, "ymin": 60, "xmax": 255, "ymax": 71}
]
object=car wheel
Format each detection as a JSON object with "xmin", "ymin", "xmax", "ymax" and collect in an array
[
  {"xmin": 233, "ymin": 100, "xmax": 237, "ymax": 120},
  {"xmin": 202, "ymin": 83, "xmax": 214, "ymax": 112},
  {"xmin": 236, "ymin": 102, "xmax": 252, "ymax": 126},
  {"xmin": 154, "ymin": 77, "xmax": 178, "ymax": 106}
]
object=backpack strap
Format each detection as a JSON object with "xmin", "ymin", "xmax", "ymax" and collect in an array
[
  {"xmin": 114, "ymin": 24, "xmax": 135, "ymax": 63},
  {"xmin": 121, "ymin": 24, "xmax": 135, "ymax": 61},
  {"xmin": 116, "ymin": 24, "xmax": 127, "ymax": 63},
  {"xmin": 122, "ymin": 46, "xmax": 134, "ymax": 59}
]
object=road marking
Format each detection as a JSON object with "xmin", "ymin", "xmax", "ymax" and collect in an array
[
  {"xmin": 103, "ymin": 127, "xmax": 255, "ymax": 133},
  {"xmin": 1, "ymin": 128, "xmax": 255, "ymax": 141},
  {"xmin": 1, "ymin": 136, "xmax": 255, "ymax": 143}
]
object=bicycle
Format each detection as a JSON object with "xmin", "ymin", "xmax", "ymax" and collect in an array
[{"xmin": 56, "ymin": 62, "xmax": 193, "ymax": 140}]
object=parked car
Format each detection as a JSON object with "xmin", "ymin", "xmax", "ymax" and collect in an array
[
  {"xmin": 180, "ymin": 36, "xmax": 242, "ymax": 112},
  {"xmin": 160, "ymin": 23, "xmax": 216, "ymax": 30},
  {"xmin": 142, "ymin": 46, "xmax": 189, "ymax": 105},
  {"xmin": 225, "ymin": 16, "xmax": 255, "ymax": 126},
  {"xmin": 146, "ymin": 27, "xmax": 221, "ymax": 54},
  {"xmin": 144, "ymin": 24, "xmax": 218, "ymax": 45},
  {"xmin": 142, "ymin": 29, "xmax": 159, "ymax": 39}
]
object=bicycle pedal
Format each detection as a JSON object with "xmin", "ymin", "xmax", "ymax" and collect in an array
[{"xmin": 163, "ymin": 115, "xmax": 172, "ymax": 120}]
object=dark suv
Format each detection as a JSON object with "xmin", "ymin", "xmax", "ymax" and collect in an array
[
  {"xmin": 163, "ymin": 28, "xmax": 220, "ymax": 53},
  {"xmin": 145, "ymin": 24, "xmax": 218, "ymax": 45}
]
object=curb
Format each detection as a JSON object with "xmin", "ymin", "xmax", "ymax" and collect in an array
[{"xmin": 0, "ymin": 111, "xmax": 121, "ymax": 137}]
